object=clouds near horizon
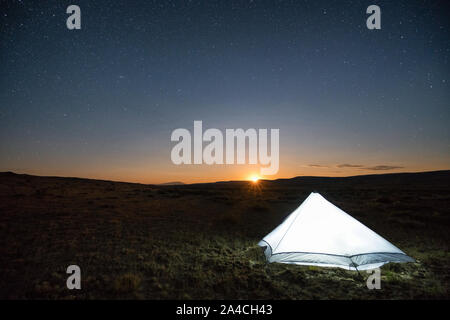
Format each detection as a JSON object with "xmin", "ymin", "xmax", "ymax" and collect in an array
[{"xmin": 309, "ymin": 163, "xmax": 404, "ymax": 171}]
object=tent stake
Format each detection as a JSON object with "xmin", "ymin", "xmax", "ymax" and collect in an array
[
  {"xmin": 355, "ymin": 265, "xmax": 362, "ymax": 278},
  {"xmin": 350, "ymin": 259, "xmax": 363, "ymax": 280}
]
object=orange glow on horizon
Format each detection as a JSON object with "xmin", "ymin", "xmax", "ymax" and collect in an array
[{"xmin": 2, "ymin": 162, "xmax": 449, "ymax": 185}]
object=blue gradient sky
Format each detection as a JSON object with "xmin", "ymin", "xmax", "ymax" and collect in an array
[{"xmin": 0, "ymin": 0, "xmax": 449, "ymax": 183}]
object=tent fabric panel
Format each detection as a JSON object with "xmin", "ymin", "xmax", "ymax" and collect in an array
[
  {"xmin": 351, "ymin": 252, "xmax": 415, "ymax": 266},
  {"xmin": 259, "ymin": 240, "xmax": 414, "ymax": 270},
  {"xmin": 277, "ymin": 261, "xmax": 387, "ymax": 271}
]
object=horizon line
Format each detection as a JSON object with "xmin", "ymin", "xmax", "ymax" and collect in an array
[{"xmin": 1, "ymin": 169, "xmax": 449, "ymax": 186}]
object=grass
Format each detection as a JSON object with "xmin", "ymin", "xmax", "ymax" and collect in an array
[{"xmin": 0, "ymin": 171, "xmax": 449, "ymax": 299}]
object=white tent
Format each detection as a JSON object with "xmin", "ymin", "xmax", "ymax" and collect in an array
[{"xmin": 258, "ymin": 192, "xmax": 414, "ymax": 270}]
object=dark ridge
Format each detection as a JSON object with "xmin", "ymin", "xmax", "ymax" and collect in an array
[
  {"xmin": 1, "ymin": 170, "xmax": 449, "ymax": 187},
  {"xmin": 159, "ymin": 182, "xmax": 185, "ymax": 186}
]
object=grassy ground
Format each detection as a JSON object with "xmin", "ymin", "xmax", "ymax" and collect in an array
[{"xmin": 0, "ymin": 171, "xmax": 449, "ymax": 299}]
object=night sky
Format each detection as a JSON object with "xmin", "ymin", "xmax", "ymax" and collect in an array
[{"xmin": 1, "ymin": 0, "xmax": 449, "ymax": 183}]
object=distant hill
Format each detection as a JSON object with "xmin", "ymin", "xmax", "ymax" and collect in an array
[
  {"xmin": 270, "ymin": 170, "xmax": 450, "ymax": 184},
  {"xmin": 158, "ymin": 181, "xmax": 185, "ymax": 186},
  {"xmin": 0, "ymin": 170, "xmax": 449, "ymax": 187}
]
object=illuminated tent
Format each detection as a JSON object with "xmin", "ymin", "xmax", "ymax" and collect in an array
[{"xmin": 258, "ymin": 192, "xmax": 414, "ymax": 270}]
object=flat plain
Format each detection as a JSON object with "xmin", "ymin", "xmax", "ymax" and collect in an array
[{"xmin": 0, "ymin": 171, "xmax": 448, "ymax": 299}]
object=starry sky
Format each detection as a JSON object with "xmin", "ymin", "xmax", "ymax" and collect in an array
[{"xmin": 0, "ymin": 0, "xmax": 449, "ymax": 183}]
